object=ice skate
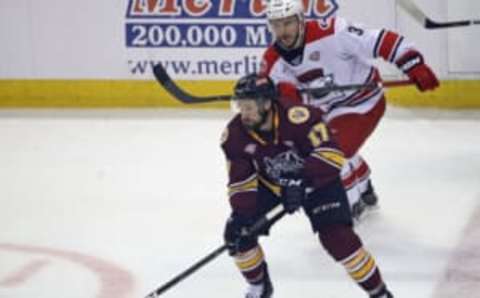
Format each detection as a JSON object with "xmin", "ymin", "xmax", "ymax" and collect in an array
[
  {"xmin": 244, "ymin": 272, "xmax": 273, "ymax": 298},
  {"xmin": 371, "ymin": 288, "xmax": 393, "ymax": 298},
  {"xmin": 361, "ymin": 180, "xmax": 379, "ymax": 208}
]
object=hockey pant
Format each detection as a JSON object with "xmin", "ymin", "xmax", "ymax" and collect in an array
[{"xmin": 327, "ymin": 97, "xmax": 386, "ymax": 207}]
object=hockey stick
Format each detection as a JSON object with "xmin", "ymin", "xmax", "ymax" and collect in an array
[
  {"xmin": 144, "ymin": 204, "xmax": 287, "ymax": 298},
  {"xmin": 153, "ymin": 63, "xmax": 413, "ymax": 104},
  {"xmin": 397, "ymin": 0, "xmax": 480, "ymax": 29},
  {"xmin": 153, "ymin": 63, "xmax": 231, "ymax": 103}
]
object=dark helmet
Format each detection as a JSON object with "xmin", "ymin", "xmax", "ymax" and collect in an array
[{"xmin": 233, "ymin": 73, "xmax": 277, "ymax": 102}]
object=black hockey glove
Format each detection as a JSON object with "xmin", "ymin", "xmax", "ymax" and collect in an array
[
  {"xmin": 281, "ymin": 179, "xmax": 305, "ymax": 214},
  {"xmin": 224, "ymin": 214, "xmax": 256, "ymax": 256}
]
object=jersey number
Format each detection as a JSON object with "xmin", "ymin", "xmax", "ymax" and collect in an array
[
  {"xmin": 348, "ymin": 25, "xmax": 364, "ymax": 36},
  {"xmin": 308, "ymin": 123, "xmax": 329, "ymax": 147}
]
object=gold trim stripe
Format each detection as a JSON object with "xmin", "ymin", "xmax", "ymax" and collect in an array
[
  {"xmin": 228, "ymin": 174, "xmax": 258, "ymax": 197},
  {"xmin": 258, "ymin": 175, "xmax": 281, "ymax": 197},
  {"xmin": 235, "ymin": 247, "xmax": 264, "ymax": 271},
  {"xmin": 229, "ymin": 173, "xmax": 257, "ymax": 188},
  {"xmin": 312, "ymin": 148, "xmax": 346, "ymax": 168},
  {"xmin": 350, "ymin": 256, "xmax": 376, "ymax": 281},
  {"xmin": 341, "ymin": 248, "xmax": 377, "ymax": 282},
  {"xmin": 342, "ymin": 248, "xmax": 368, "ymax": 269},
  {"xmin": 311, "ymin": 152, "xmax": 345, "ymax": 169}
]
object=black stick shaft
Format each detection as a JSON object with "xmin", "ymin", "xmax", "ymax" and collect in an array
[
  {"xmin": 145, "ymin": 205, "xmax": 287, "ymax": 297},
  {"xmin": 146, "ymin": 245, "xmax": 228, "ymax": 297},
  {"xmin": 299, "ymin": 81, "xmax": 379, "ymax": 95},
  {"xmin": 153, "ymin": 63, "xmax": 413, "ymax": 104}
]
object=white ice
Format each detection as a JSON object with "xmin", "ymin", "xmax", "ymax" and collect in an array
[{"xmin": 0, "ymin": 107, "xmax": 479, "ymax": 298}]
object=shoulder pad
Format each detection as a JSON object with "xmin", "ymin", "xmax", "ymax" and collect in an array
[
  {"xmin": 260, "ymin": 46, "xmax": 281, "ymax": 76},
  {"xmin": 287, "ymin": 106, "xmax": 311, "ymax": 125}
]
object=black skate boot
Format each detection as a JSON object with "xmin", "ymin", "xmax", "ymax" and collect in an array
[
  {"xmin": 352, "ymin": 180, "xmax": 379, "ymax": 222},
  {"xmin": 361, "ymin": 180, "xmax": 378, "ymax": 207},
  {"xmin": 244, "ymin": 267, "xmax": 273, "ymax": 298},
  {"xmin": 371, "ymin": 289, "xmax": 393, "ymax": 298},
  {"xmin": 370, "ymin": 285, "xmax": 393, "ymax": 298},
  {"xmin": 351, "ymin": 198, "xmax": 367, "ymax": 221}
]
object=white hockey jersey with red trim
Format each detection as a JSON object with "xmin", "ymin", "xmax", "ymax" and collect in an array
[{"xmin": 261, "ymin": 17, "xmax": 413, "ymax": 117}]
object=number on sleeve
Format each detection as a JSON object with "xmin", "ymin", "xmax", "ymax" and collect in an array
[
  {"xmin": 308, "ymin": 123, "xmax": 329, "ymax": 147},
  {"xmin": 347, "ymin": 25, "xmax": 364, "ymax": 36}
]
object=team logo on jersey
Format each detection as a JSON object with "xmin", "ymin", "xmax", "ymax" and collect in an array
[
  {"xmin": 309, "ymin": 51, "xmax": 321, "ymax": 62},
  {"xmin": 264, "ymin": 150, "xmax": 304, "ymax": 185},
  {"xmin": 308, "ymin": 74, "xmax": 346, "ymax": 101},
  {"xmin": 288, "ymin": 106, "xmax": 311, "ymax": 124}
]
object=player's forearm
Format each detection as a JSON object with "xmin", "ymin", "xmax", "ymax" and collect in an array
[{"xmin": 373, "ymin": 29, "xmax": 409, "ymax": 63}]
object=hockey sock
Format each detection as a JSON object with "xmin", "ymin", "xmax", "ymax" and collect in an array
[
  {"xmin": 234, "ymin": 245, "xmax": 267, "ymax": 284},
  {"xmin": 351, "ymin": 155, "xmax": 371, "ymax": 194},
  {"xmin": 343, "ymin": 155, "xmax": 371, "ymax": 193},
  {"xmin": 318, "ymin": 225, "xmax": 386, "ymax": 295}
]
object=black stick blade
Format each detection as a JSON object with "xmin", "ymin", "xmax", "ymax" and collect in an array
[
  {"xmin": 425, "ymin": 18, "xmax": 474, "ymax": 29},
  {"xmin": 152, "ymin": 63, "xmax": 231, "ymax": 104}
]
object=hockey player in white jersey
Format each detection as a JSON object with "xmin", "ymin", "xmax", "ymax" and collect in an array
[{"xmin": 260, "ymin": 0, "xmax": 439, "ymax": 219}]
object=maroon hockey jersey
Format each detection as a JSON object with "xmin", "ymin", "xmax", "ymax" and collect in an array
[{"xmin": 221, "ymin": 103, "xmax": 347, "ymax": 216}]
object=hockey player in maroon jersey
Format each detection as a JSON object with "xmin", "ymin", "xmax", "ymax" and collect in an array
[
  {"xmin": 222, "ymin": 73, "xmax": 393, "ymax": 298},
  {"xmin": 260, "ymin": 0, "xmax": 439, "ymax": 220}
]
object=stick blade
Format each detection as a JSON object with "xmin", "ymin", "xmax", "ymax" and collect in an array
[
  {"xmin": 398, "ymin": 0, "xmax": 480, "ymax": 30},
  {"xmin": 152, "ymin": 63, "xmax": 172, "ymax": 85},
  {"xmin": 425, "ymin": 18, "xmax": 474, "ymax": 29}
]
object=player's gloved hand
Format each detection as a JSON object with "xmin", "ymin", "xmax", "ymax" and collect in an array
[
  {"xmin": 224, "ymin": 214, "xmax": 254, "ymax": 256},
  {"xmin": 396, "ymin": 50, "xmax": 439, "ymax": 92},
  {"xmin": 281, "ymin": 179, "xmax": 305, "ymax": 214}
]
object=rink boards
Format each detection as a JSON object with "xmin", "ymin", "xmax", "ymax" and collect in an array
[{"xmin": 0, "ymin": 79, "xmax": 479, "ymax": 109}]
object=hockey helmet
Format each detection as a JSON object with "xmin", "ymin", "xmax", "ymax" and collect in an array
[
  {"xmin": 266, "ymin": 0, "xmax": 306, "ymax": 49},
  {"xmin": 232, "ymin": 73, "xmax": 277, "ymax": 102},
  {"xmin": 266, "ymin": 0, "xmax": 305, "ymax": 21}
]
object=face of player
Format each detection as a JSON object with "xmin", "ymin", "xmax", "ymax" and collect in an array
[
  {"xmin": 269, "ymin": 15, "xmax": 303, "ymax": 49},
  {"xmin": 236, "ymin": 99, "xmax": 271, "ymax": 131}
]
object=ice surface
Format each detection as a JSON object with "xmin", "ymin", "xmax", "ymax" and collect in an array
[{"xmin": 0, "ymin": 107, "xmax": 479, "ymax": 298}]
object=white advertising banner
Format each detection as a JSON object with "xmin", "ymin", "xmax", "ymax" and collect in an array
[
  {"xmin": 125, "ymin": 0, "xmax": 340, "ymax": 80},
  {"xmin": 0, "ymin": 0, "xmax": 478, "ymax": 80}
]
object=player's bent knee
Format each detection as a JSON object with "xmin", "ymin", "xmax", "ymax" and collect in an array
[{"xmin": 318, "ymin": 224, "xmax": 362, "ymax": 261}]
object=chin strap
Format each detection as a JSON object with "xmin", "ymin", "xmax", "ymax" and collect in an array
[{"xmin": 292, "ymin": 15, "xmax": 306, "ymax": 49}]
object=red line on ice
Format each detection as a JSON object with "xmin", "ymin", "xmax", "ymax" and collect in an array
[
  {"xmin": 0, "ymin": 243, "xmax": 135, "ymax": 298},
  {"xmin": 0, "ymin": 259, "xmax": 49, "ymax": 287},
  {"xmin": 431, "ymin": 201, "xmax": 480, "ymax": 297}
]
